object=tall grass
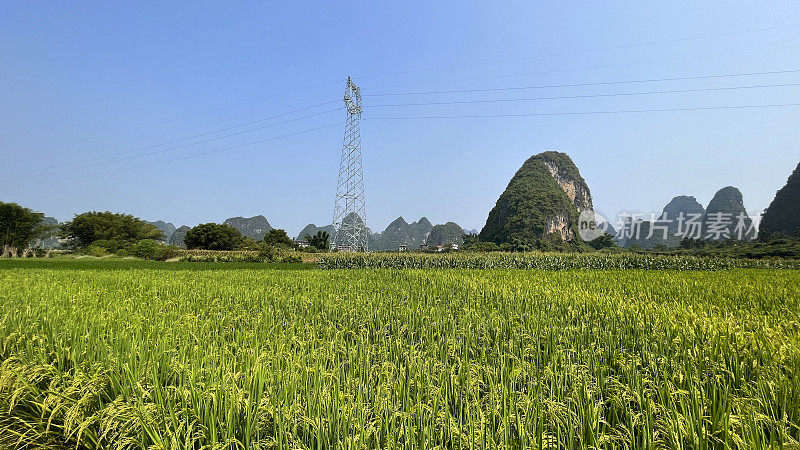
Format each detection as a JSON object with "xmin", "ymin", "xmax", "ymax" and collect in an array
[{"xmin": 1, "ymin": 262, "xmax": 799, "ymax": 448}]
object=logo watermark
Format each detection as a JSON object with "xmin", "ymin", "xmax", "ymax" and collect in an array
[
  {"xmin": 578, "ymin": 210, "xmax": 612, "ymax": 241},
  {"xmin": 578, "ymin": 209, "xmax": 762, "ymax": 242}
]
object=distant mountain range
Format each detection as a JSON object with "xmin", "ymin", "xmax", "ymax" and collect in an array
[
  {"xmin": 371, "ymin": 216, "xmax": 431, "ymax": 250},
  {"xmin": 295, "ymin": 215, "xmax": 470, "ymax": 251},
  {"xmin": 621, "ymin": 187, "xmax": 756, "ymax": 249},
  {"xmin": 619, "ymin": 196, "xmax": 705, "ymax": 249},
  {"xmin": 155, "ymin": 213, "xmax": 467, "ymax": 250}
]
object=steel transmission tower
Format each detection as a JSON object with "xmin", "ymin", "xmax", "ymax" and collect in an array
[{"xmin": 331, "ymin": 77, "xmax": 368, "ymax": 252}]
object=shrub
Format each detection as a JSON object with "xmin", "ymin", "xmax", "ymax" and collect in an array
[
  {"xmin": 157, "ymin": 245, "xmax": 183, "ymax": 261},
  {"xmin": 237, "ymin": 237, "xmax": 263, "ymax": 251},
  {"xmin": 82, "ymin": 244, "xmax": 109, "ymax": 257},
  {"xmin": 258, "ymin": 245, "xmax": 277, "ymax": 261},
  {"xmin": 130, "ymin": 239, "xmax": 164, "ymax": 260}
]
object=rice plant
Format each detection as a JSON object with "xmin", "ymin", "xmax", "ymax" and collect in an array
[{"xmin": 0, "ymin": 260, "xmax": 799, "ymax": 448}]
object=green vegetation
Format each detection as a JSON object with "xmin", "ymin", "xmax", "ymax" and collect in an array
[
  {"xmin": 295, "ymin": 224, "xmax": 335, "ymax": 244},
  {"xmin": 587, "ymin": 232, "xmax": 616, "ymax": 250},
  {"xmin": 0, "ymin": 201, "xmax": 53, "ymax": 255},
  {"xmin": 60, "ymin": 211, "xmax": 164, "ymax": 249},
  {"xmin": 184, "ymin": 223, "xmax": 243, "ymax": 250},
  {"xmin": 177, "ymin": 249, "xmax": 306, "ymax": 264},
  {"xmin": 760, "ymin": 161, "xmax": 800, "ymax": 238},
  {"xmin": 0, "ymin": 258, "xmax": 313, "ymax": 271},
  {"xmin": 1, "ymin": 261, "xmax": 799, "ymax": 448},
  {"xmin": 674, "ymin": 235, "xmax": 800, "ymax": 259},
  {"xmin": 262, "ymin": 228, "xmax": 295, "ymax": 248},
  {"xmin": 304, "ymin": 230, "xmax": 330, "ymax": 250},
  {"xmin": 479, "ymin": 152, "xmax": 588, "ymax": 251},
  {"xmin": 318, "ymin": 251, "xmax": 800, "ymax": 270},
  {"xmin": 126, "ymin": 239, "xmax": 181, "ymax": 261},
  {"xmin": 47, "ymin": 211, "xmax": 186, "ymax": 260}
]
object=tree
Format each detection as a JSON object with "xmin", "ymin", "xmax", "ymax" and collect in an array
[
  {"xmin": 470, "ymin": 241, "xmax": 499, "ymax": 252},
  {"xmin": 461, "ymin": 233, "xmax": 480, "ymax": 249},
  {"xmin": 0, "ymin": 201, "xmax": 51, "ymax": 253},
  {"xmin": 263, "ymin": 228, "xmax": 295, "ymax": 248},
  {"xmin": 304, "ymin": 230, "xmax": 330, "ymax": 251},
  {"xmin": 236, "ymin": 237, "xmax": 260, "ymax": 251},
  {"xmin": 60, "ymin": 211, "xmax": 163, "ymax": 248},
  {"xmin": 184, "ymin": 223, "xmax": 243, "ymax": 250},
  {"xmin": 587, "ymin": 233, "xmax": 617, "ymax": 250}
]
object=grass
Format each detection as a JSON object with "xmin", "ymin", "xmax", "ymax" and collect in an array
[{"xmin": 0, "ymin": 260, "xmax": 799, "ymax": 448}]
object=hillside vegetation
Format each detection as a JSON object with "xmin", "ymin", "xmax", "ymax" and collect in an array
[
  {"xmin": 760, "ymin": 161, "xmax": 800, "ymax": 238},
  {"xmin": 480, "ymin": 151, "xmax": 591, "ymax": 250}
]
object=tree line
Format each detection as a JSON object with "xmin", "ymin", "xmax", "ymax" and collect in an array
[{"xmin": 0, "ymin": 201, "xmax": 331, "ymax": 259}]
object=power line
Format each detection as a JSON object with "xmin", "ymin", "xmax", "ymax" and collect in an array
[
  {"xmin": 6, "ymin": 23, "xmax": 797, "ymax": 157},
  {"xmin": 8, "ymin": 29, "xmax": 797, "ymax": 173},
  {"xmin": 11, "ymin": 80, "xmax": 795, "ymax": 184},
  {"xmin": 80, "ymin": 95, "xmax": 341, "ymax": 151},
  {"xmin": 1, "ymin": 101, "xmax": 341, "ymax": 181},
  {"xmin": 366, "ymin": 103, "xmax": 800, "ymax": 120},
  {"xmin": 364, "ymin": 68, "xmax": 800, "ymax": 97},
  {"xmin": 8, "ymin": 102, "xmax": 797, "ymax": 189},
  {"xmin": 9, "ymin": 82, "xmax": 798, "ymax": 184},
  {"xmin": 365, "ymin": 82, "xmax": 800, "ymax": 108},
  {"xmin": 356, "ymin": 23, "xmax": 800, "ymax": 79},
  {"xmin": 1, "ymin": 107, "xmax": 343, "ymax": 183},
  {"xmin": 363, "ymin": 45, "xmax": 800, "ymax": 90},
  {"xmin": 3, "ymin": 80, "xmax": 346, "ymax": 141},
  {"xmin": 6, "ymin": 24, "xmax": 800, "ymax": 190},
  {"xmin": 5, "ymin": 123, "xmax": 343, "ymax": 189}
]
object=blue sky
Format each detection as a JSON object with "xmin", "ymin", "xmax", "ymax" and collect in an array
[{"xmin": 2, "ymin": 1, "xmax": 799, "ymax": 235}]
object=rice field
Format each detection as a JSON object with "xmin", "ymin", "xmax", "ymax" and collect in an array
[{"xmin": 1, "ymin": 259, "xmax": 799, "ymax": 448}]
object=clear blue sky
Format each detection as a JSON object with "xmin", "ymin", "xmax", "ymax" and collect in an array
[{"xmin": 2, "ymin": 1, "xmax": 799, "ymax": 235}]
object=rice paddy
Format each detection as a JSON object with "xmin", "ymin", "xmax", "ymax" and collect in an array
[{"xmin": 1, "ymin": 259, "xmax": 799, "ymax": 448}]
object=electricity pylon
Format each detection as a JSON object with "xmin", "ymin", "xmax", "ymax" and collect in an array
[{"xmin": 331, "ymin": 77, "xmax": 368, "ymax": 252}]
